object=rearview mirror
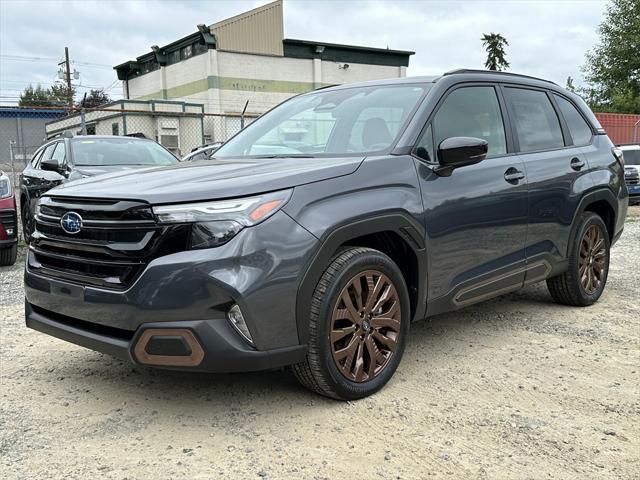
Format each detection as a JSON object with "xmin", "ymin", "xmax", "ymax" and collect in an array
[
  {"xmin": 435, "ymin": 137, "xmax": 488, "ymax": 176},
  {"xmin": 40, "ymin": 158, "xmax": 62, "ymax": 173}
]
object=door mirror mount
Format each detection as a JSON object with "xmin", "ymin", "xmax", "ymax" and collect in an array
[{"xmin": 434, "ymin": 137, "xmax": 488, "ymax": 177}]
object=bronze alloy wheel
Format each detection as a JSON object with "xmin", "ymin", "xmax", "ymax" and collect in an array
[
  {"xmin": 579, "ymin": 224, "xmax": 607, "ymax": 295},
  {"xmin": 330, "ymin": 270, "xmax": 401, "ymax": 383}
]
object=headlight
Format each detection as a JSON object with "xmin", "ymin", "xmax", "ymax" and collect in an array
[
  {"xmin": 0, "ymin": 173, "xmax": 11, "ymax": 199},
  {"xmin": 152, "ymin": 189, "xmax": 292, "ymax": 249}
]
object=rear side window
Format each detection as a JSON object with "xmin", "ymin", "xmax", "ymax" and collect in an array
[
  {"xmin": 553, "ymin": 95, "xmax": 593, "ymax": 146},
  {"xmin": 430, "ymin": 86, "xmax": 507, "ymax": 157},
  {"xmin": 504, "ymin": 88, "xmax": 564, "ymax": 152}
]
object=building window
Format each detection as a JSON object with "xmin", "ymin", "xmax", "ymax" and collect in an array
[
  {"xmin": 112, "ymin": 123, "xmax": 119, "ymax": 136},
  {"xmin": 181, "ymin": 44, "xmax": 193, "ymax": 60},
  {"xmin": 194, "ymin": 41, "xmax": 208, "ymax": 55},
  {"xmin": 86, "ymin": 124, "xmax": 96, "ymax": 135}
]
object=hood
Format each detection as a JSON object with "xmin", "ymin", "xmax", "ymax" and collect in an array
[{"xmin": 48, "ymin": 156, "xmax": 364, "ymax": 204}]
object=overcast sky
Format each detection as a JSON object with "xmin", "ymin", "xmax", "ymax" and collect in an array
[{"xmin": 0, "ymin": 0, "xmax": 607, "ymax": 104}]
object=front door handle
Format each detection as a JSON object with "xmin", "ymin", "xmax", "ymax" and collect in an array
[
  {"xmin": 570, "ymin": 157, "xmax": 585, "ymax": 171},
  {"xmin": 504, "ymin": 167, "xmax": 525, "ymax": 184}
]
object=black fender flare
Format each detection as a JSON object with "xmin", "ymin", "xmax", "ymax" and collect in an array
[
  {"xmin": 566, "ymin": 187, "xmax": 618, "ymax": 256},
  {"xmin": 295, "ymin": 212, "xmax": 428, "ymax": 344}
]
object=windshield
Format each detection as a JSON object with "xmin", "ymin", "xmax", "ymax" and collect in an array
[
  {"xmin": 71, "ymin": 138, "xmax": 178, "ymax": 166},
  {"xmin": 214, "ymin": 84, "xmax": 429, "ymax": 158},
  {"xmin": 623, "ymin": 149, "xmax": 640, "ymax": 165}
]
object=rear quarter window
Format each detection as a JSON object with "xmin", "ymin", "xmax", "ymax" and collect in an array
[{"xmin": 553, "ymin": 95, "xmax": 593, "ymax": 146}]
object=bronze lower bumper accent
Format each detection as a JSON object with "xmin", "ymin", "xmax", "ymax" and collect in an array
[{"xmin": 133, "ymin": 328, "xmax": 205, "ymax": 367}]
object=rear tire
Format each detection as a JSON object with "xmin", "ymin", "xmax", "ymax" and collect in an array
[
  {"xmin": 292, "ymin": 247, "xmax": 410, "ymax": 400},
  {"xmin": 0, "ymin": 244, "xmax": 17, "ymax": 266},
  {"xmin": 547, "ymin": 212, "xmax": 610, "ymax": 306}
]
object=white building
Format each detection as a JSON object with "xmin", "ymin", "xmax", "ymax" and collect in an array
[{"xmin": 114, "ymin": 0, "xmax": 413, "ymax": 141}]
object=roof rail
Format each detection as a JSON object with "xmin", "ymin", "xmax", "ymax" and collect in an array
[{"xmin": 443, "ymin": 69, "xmax": 558, "ymax": 86}]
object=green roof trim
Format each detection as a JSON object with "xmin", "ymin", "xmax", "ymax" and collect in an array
[{"xmin": 283, "ymin": 38, "xmax": 413, "ymax": 67}]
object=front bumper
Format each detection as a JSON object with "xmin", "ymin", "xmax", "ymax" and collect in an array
[
  {"xmin": 626, "ymin": 183, "xmax": 640, "ymax": 199},
  {"xmin": 24, "ymin": 211, "xmax": 317, "ymax": 371},
  {"xmin": 26, "ymin": 301, "xmax": 306, "ymax": 372}
]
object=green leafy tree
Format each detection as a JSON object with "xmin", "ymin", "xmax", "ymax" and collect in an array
[
  {"xmin": 566, "ymin": 76, "xmax": 577, "ymax": 93},
  {"xmin": 582, "ymin": 0, "xmax": 640, "ymax": 113},
  {"xmin": 18, "ymin": 84, "xmax": 54, "ymax": 107},
  {"xmin": 78, "ymin": 89, "xmax": 111, "ymax": 108},
  {"xmin": 50, "ymin": 82, "xmax": 76, "ymax": 107},
  {"xmin": 481, "ymin": 33, "xmax": 510, "ymax": 71}
]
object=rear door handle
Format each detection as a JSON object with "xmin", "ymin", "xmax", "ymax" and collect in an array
[
  {"xmin": 504, "ymin": 168, "xmax": 525, "ymax": 183},
  {"xmin": 570, "ymin": 157, "xmax": 585, "ymax": 171}
]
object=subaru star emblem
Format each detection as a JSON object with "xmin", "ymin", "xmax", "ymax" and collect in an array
[{"xmin": 60, "ymin": 211, "xmax": 83, "ymax": 234}]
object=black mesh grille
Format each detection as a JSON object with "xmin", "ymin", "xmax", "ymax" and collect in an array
[{"xmin": 29, "ymin": 196, "xmax": 189, "ymax": 289}]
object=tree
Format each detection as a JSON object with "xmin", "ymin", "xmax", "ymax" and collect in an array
[
  {"xmin": 18, "ymin": 84, "xmax": 53, "ymax": 107},
  {"xmin": 78, "ymin": 89, "xmax": 111, "ymax": 108},
  {"xmin": 50, "ymin": 83, "xmax": 76, "ymax": 107},
  {"xmin": 565, "ymin": 76, "xmax": 577, "ymax": 93},
  {"xmin": 481, "ymin": 33, "xmax": 510, "ymax": 71},
  {"xmin": 582, "ymin": 0, "xmax": 640, "ymax": 114}
]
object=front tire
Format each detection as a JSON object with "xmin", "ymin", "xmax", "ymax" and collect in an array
[
  {"xmin": 292, "ymin": 247, "xmax": 410, "ymax": 400},
  {"xmin": 21, "ymin": 202, "xmax": 33, "ymax": 244},
  {"xmin": 547, "ymin": 212, "xmax": 610, "ymax": 306},
  {"xmin": 0, "ymin": 244, "xmax": 17, "ymax": 266}
]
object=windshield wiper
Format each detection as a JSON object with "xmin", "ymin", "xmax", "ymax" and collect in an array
[{"xmin": 251, "ymin": 154, "xmax": 316, "ymax": 159}]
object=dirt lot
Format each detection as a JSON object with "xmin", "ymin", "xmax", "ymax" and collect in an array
[{"xmin": 1, "ymin": 208, "xmax": 638, "ymax": 480}]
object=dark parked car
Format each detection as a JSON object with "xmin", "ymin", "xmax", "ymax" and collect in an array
[
  {"xmin": 620, "ymin": 144, "xmax": 640, "ymax": 205},
  {"xmin": 0, "ymin": 170, "xmax": 18, "ymax": 266},
  {"xmin": 24, "ymin": 71, "xmax": 627, "ymax": 399},
  {"xmin": 19, "ymin": 135, "xmax": 178, "ymax": 242}
]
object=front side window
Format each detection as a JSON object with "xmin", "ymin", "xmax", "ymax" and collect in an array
[
  {"xmin": 505, "ymin": 88, "xmax": 564, "ymax": 152},
  {"xmin": 71, "ymin": 138, "xmax": 177, "ymax": 166},
  {"xmin": 38, "ymin": 143, "xmax": 57, "ymax": 168},
  {"xmin": 429, "ymin": 86, "xmax": 507, "ymax": 157},
  {"xmin": 51, "ymin": 142, "xmax": 66, "ymax": 164},
  {"xmin": 214, "ymin": 84, "xmax": 428, "ymax": 158},
  {"xmin": 553, "ymin": 95, "xmax": 593, "ymax": 146}
]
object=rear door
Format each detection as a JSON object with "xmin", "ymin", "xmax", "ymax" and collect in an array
[
  {"xmin": 502, "ymin": 86, "xmax": 594, "ymax": 279},
  {"xmin": 414, "ymin": 84, "xmax": 529, "ymax": 309}
]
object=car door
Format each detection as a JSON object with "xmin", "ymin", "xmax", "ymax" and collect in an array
[
  {"xmin": 22, "ymin": 141, "xmax": 60, "ymax": 210},
  {"xmin": 502, "ymin": 86, "xmax": 594, "ymax": 277},
  {"xmin": 413, "ymin": 84, "xmax": 529, "ymax": 311}
]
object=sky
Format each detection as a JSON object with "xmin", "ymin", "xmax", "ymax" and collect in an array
[{"xmin": 0, "ymin": 0, "xmax": 607, "ymax": 105}]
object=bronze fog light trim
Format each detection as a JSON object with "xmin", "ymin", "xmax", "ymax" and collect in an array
[{"xmin": 134, "ymin": 328, "xmax": 205, "ymax": 367}]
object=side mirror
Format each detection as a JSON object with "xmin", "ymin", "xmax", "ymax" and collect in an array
[
  {"xmin": 435, "ymin": 137, "xmax": 488, "ymax": 176},
  {"xmin": 40, "ymin": 158, "xmax": 62, "ymax": 173}
]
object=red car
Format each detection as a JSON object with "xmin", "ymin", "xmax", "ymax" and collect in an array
[{"xmin": 0, "ymin": 170, "xmax": 18, "ymax": 266}]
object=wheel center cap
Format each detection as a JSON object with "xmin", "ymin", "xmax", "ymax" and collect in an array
[{"xmin": 362, "ymin": 320, "xmax": 371, "ymax": 332}]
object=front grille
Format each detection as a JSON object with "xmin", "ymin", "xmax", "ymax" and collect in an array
[
  {"xmin": 625, "ymin": 169, "xmax": 639, "ymax": 186},
  {"xmin": 0, "ymin": 209, "xmax": 17, "ymax": 238},
  {"xmin": 29, "ymin": 196, "xmax": 189, "ymax": 289}
]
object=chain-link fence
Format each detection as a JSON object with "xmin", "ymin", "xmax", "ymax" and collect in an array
[{"xmin": 0, "ymin": 103, "xmax": 259, "ymax": 186}]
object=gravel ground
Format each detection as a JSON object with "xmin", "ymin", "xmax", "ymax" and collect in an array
[{"xmin": 1, "ymin": 207, "xmax": 639, "ymax": 479}]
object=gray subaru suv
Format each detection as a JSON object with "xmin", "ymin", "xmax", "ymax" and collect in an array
[{"xmin": 25, "ymin": 70, "xmax": 628, "ymax": 399}]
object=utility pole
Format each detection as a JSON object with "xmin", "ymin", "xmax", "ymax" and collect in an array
[{"xmin": 64, "ymin": 47, "xmax": 73, "ymax": 109}]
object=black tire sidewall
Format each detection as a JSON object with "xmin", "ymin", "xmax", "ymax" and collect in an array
[
  {"xmin": 21, "ymin": 202, "xmax": 31, "ymax": 244},
  {"xmin": 572, "ymin": 213, "xmax": 610, "ymax": 303},
  {"xmin": 314, "ymin": 250, "xmax": 410, "ymax": 399}
]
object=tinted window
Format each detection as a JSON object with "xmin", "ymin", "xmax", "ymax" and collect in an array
[
  {"xmin": 505, "ymin": 88, "xmax": 564, "ymax": 152},
  {"xmin": 51, "ymin": 142, "xmax": 66, "ymax": 164},
  {"xmin": 71, "ymin": 138, "xmax": 177, "ymax": 166},
  {"xmin": 415, "ymin": 124, "xmax": 434, "ymax": 162},
  {"xmin": 214, "ymin": 84, "xmax": 427, "ymax": 158},
  {"xmin": 553, "ymin": 95, "xmax": 593, "ymax": 146},
  {"xmin": 30, "ymin": 149, "xmax": 45, "ymax": 167},
  {"xmin": 431, "ymin": 86, "xmax": 506, "ymax": 157}
]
